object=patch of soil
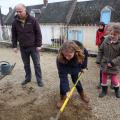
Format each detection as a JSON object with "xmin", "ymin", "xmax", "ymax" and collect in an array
[{"xmin": 0, "ymin": 83, "xmax": 97, "ymax": 120}]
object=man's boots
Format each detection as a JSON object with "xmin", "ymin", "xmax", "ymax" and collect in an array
[
  {"xmin": 114, "ymin": 87, "xmax": 120, "ymax": 98},
  {"xmin": 79, "ymin": 91, "xmax": 89, "ymax": 103},
  {"xmin": 57, "ymin": 95, "xmax": 66, "ymax": 108},
  {"xmin": 99, "ymin": 86, "xmax": 108, "ymax": 97}
]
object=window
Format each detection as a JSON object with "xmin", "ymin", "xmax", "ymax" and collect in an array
[
  {"xmin": 68, "ymin": 30, "xmax": 73, "ymax": 40},
  {"xmin": 68, "ymin": 30, "xmax": 83, "ymax": 43},
  {"xmin": 77, "ymin": 31, "xmax": 83, "ymax": 43},
  {"xmin": 30, "ymin": 9, "xmax": 41, "ymax": 18},
  {"xmin": 100, "ymin": 6, "xmax": 112, "ymax": 24}
]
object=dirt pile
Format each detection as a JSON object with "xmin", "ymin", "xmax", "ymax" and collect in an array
[{"xmin": 0, "ymin": 83, "xmax": 96, "ymax": 120}]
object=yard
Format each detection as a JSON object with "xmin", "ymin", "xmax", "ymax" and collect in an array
[{"xmin": 0, "ymin": 47, "xmax": 120, "ymax": 120}]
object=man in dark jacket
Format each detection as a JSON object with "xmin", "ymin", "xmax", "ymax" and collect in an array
[{"xmin": 11, "ymin": 3, "xmax": 44, "ymax": 87}]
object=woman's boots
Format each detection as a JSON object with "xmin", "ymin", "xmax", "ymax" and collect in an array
[
  {"xmin": 57, "ymin": 91, "xmax": 89, "ymax": 108},
  {"xmin": 79, "ymin": 91, "xmax": 89, "ymax": 103},
  {"xmin": 57, "ymin": 95, "xmax": 66, "ymax": 108}
]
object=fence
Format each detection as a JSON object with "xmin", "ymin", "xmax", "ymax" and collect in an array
[
  {"xmin": 50, "ymin": 38, "xmax": 65, "ymax": 48},
  {"xmin": 0, "ymin": 26, "xmax": 11, "ymax": 42}
]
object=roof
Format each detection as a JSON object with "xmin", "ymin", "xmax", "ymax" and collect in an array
[
  {"xmin": 4, "ymin": 1, "xmax": 73, "ymax": 25},
  {"xmin": 70, "ymin": 0, "xmax": 120, "ymax": 25},
  {"xmin": 0, "ymin": 14, "xmax": 6, "ymax": 25},
  {"xmin": 4, "ymin": 0, "xmax": 120, "ymax": 25},
  {"xmin": 4, "ymin": 9, "xmax": 15, "ymax": 25},
  {"xmin": 2, "ymin": 14, "xmax": 6, "ymax": 21},
  {"xmin": 37, "ymin": 1, "xmax": 73, "ymax": 23}
]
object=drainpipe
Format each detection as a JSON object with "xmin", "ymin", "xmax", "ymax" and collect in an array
[
  {"xmin": 67, "ymin": 25, "xmax": 68, "ymax": 40},
  {"xmin": 65, "ymin": 0, "xmax": 77, "ymax": 40},
  {"xmin": 0, "ymin": 6, "xmax": 3, "ymax": 26}
]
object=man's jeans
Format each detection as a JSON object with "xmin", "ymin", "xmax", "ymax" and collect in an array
[{"xmin": 20, "ymin": 47, "xmax": 42, "ymax": 84}]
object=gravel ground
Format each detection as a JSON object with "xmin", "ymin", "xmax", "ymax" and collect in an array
[{"xmin": 0, "ymin": 47, "xmax": 120, "ymax": 120}]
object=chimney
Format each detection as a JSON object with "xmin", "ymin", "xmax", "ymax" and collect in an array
[
  {"xmin": 9, "ymin": 7, "xmax": 12, "ymax": 13},
  {"xmin": 43, "ymin": 0, "xmax": 48, "ymax": 6}
]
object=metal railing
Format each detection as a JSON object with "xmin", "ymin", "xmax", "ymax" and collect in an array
[{"xmin": 50, "ymin": 38, "xmax": 65, "ymax": 48}]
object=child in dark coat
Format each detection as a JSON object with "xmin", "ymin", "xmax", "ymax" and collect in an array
[{"xmin": 56, "ymin": 41, "xmax": 89, "ymax": 108}]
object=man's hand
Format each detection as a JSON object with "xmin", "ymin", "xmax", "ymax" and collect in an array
[
  {"xmin": 13, "ymin": 48, "xmax": 18, "ymax": 53},
  {"xmin": 36, "ymin": 47, "xmax": 42, "ymax": 52}
]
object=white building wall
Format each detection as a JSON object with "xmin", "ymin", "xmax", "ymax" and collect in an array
[
  {"xmin": 83, "ymin": 26, "xmax": 98, "ymax": 51},
  {"xmin": 40, "ymin": 24, "xmax": 52, "ymax": 44},
  {"xmin": 0, "ymin": 26, "xmax": 3, "ymax": 41},
  {"xmin": 68, "ymin": 25, "xmax": 98, "ymax": 51},
  {"xmin": 40, "ymin": 24, "xmax": 63, "ymax": 45},
  {"xmin": 3, "ymin": 24, "xmax": 98, "ymax": 51}
]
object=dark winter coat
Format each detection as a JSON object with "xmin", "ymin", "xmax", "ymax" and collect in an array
[
  {"xmin": 11, "ymin": 14, "xmax": 42, "ymax": 48},
  {"xmin": 57, "ymin": 49, "xmax": 88, "ymax": 76},
  {"xmin": 96, "ymin": 37, "xmax": 120, "ymax": 74}
]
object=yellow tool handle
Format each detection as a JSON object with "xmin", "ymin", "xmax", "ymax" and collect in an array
[
  {"xmin": 60, "ymin": 72, "xmax": 82, "ymax": 112},
  {"xmin": 60, "ymin": 97, "xmax": 69, "ymax": 112}
]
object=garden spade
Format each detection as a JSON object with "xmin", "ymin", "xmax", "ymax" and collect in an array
[{"xmin": 50, "ymin": 72, "xmax": 83, "ymax": 120}]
